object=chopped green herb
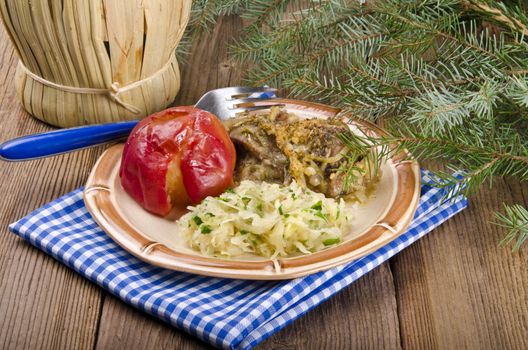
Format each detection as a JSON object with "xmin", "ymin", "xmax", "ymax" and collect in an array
[
  {"xmin": 192, "ymin": 216, "xmax": 203, "ymax": 226},
  {"xmin": 219, "ymin": 197, "xmax": 230, "ymax": 202},
  {"xmin": 291, "ymin": 193, "xmax": 296, "ymax": 199},
  {"xmin": 257, "ymin": 203, "xmax": 263, "ymax": 211},
  {"xmin": 336, "ymin": 208, "xmax": 340, "ymax": 220},
  {"xmin": 314, "ymin": 211, "xmax": 328, "ymax": 222},
  {"xmin": 323, "ymin": 238, "xmax": 341, "ymax": 246},
  {"xmin": 277, "ymin": 205, "xmax": 290, "ymax": 217},
  {"xmin": 225, "ymin": 188, "xmax": 235, "ymax": 194},
  {"xmin": 242, "ymin": 196, "xmax": 251, "ymax": 207},
  {"xmin": 205, "ymin": 212, "xmax": 215, "ymax": 217},
  {"xmin": 239, "ymin": 230, "xmax": 250, "ymax": 235},
  {"xmin": 200, "ymin": 225, "xmax": 212, "ymax": 234},
  {"xmin": 311, "ymin": 200, "xmax": 322, "ymax": 211}
]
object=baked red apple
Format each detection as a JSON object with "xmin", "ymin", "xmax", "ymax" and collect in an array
[{"xmin": 119, "ymin": 106, "xmax": 236, "ymax": 216}]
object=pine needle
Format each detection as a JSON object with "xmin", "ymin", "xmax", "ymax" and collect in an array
[{"xmin": 494, "ymin": 204, "xmax": 528, "ymax": 251}]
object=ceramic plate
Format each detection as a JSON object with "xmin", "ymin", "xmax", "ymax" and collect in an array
[{"xmin": 84, "ymin": 99, "xmax": 421, "ymax": 280}]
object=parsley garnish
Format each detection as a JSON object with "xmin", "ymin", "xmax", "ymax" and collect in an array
[
  {"xmin": 242, "ymin": 197, "xmax": 251, "ymax": 208},
  {"xmin": 200, "ymin": 225, "xmax": 212, "ymax": 234},
  {"xmin": 311, "ymin": 201, "xmax": 322, "ymax": 211},
  {"xmin": 323, "ymin": 238, "xmax": 340, "ymax": 246},
  {"xmin": 192, "ymin": 216, "xmax": 203, "ymax": 225},
  {"xmin": 310, "ymin": 200, "xmax": 327, "ymax": 222},
  {"xmin": 314, "ymin": 211, "xmax": 328, "ymax": 222}
]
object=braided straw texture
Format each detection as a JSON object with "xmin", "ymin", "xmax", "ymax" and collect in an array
[{"xmin": 1, "ymin": 0, "xmax": 191, "ymax": 127}]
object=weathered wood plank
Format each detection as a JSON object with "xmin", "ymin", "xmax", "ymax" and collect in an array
[
  {"xmin": 94, "ymin": 296, "xmax": 211, "ymax": 350},
  {"xmin": 390, "ymin": 178, "xmax": 528, "ymax": 349},
  {"xmin": 257, "ymin": 264, "xmax": 402, "ymax": 350}
]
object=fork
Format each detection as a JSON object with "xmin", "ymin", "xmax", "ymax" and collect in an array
[{"xmin": 0, "ymin": 86, "xmax": 277, "ymax": 161}]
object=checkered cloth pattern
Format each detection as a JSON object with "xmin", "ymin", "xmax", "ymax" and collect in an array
[{"xmin": 9, "ymin": 171, "xmax": 467, "ymax": 350}]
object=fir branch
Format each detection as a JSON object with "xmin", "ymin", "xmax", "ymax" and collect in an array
[
  {"xmin": 231, "ymin": 2, "xmax": 371, "ymax": 63},
  {"xmin": 394, "ymin": 14, "xmax": 505, "ymax": 65},
  {"xmin": 407, "ymin": 88, "xmax": 470, "ymax": 134},
  {"xmin": 185, "ymin": 0, "xmax": 251, "ymax": 38},
  {"xmin": 398, "ymin": 136, "xmax": 528, "ymax": 173},
  {"xmin": 188, "ymin": 0, "xmax": 219, "ymax": 33},
  {"xmin": 463, "ymin": 0, "xmax": 528, "ymax": 37},
  {"xmin": 494, "ymin": 204, "xmax": 528, "ymax": 251},
  {"xmin": 242, "ymin": 0, "xmax": 292, "ymax": 32},
  {"xmin": 217, "ymin": 0, "xmax": 251, "ymax": 16},
  {"xmin": 337, "ymin": 120, "xmax": 528, "ymax": 196},
  {"xmin": 508, "ymin": 76, "xmax": 528, "ymax": 108}
]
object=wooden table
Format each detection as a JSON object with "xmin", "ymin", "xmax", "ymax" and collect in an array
[{"xmin": 0, "ymin": 15, "xmax": 526, "ymax": 350}]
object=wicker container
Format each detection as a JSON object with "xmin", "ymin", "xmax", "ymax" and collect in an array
[{"xmin": 0, "ymin": 0, "xmax": 191, "ymax": 127}]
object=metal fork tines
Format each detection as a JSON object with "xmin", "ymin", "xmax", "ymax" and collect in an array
[{"xmin": 195, "ymin": 86, "xmax": 279, "ymax": 120}]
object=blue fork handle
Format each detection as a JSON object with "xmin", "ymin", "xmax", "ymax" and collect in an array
[{"xmin": 0, "ymin": 120, "xmax": 139, "ymax": 161}]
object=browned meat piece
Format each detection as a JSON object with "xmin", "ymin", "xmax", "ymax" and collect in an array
[
  {"xmin": 227, "ymin": 115, "xmax": 289, "ymax": 185},
  {"xmin": 327, "ymin": 172, "xmax": 346, "ymax": 198},
  {"xmin": 234, "ymin": 156, "xmax": 285, "ymax": 184},
  {"xmin": 229, "ymin": 121, "xmax": 286, "ymax": 163},
  {"xmin": 225, "ymin": 107, "xmax": 379, "ymax": 200}
]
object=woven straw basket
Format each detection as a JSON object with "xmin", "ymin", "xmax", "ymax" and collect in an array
[{"xmin": 0, "ymin": 0, "xmax": 192, "ymax": 127}]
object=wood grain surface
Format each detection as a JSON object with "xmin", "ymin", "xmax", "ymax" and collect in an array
[{"xmin": 0, "ymin": 12, "xmax": 526, "ymax": 350}]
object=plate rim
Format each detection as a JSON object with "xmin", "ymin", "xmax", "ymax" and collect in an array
[{"xmin": 84, "ymin": 99, "xmax": 421, "ymax": 280}]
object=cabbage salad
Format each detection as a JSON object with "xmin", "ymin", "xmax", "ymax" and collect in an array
[{"xmin": 177, "ymin": 180, "xmax": 355, "ymax": 260}]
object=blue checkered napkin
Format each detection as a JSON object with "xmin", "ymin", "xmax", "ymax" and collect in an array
[{"xmin": 9, "ymin": 172, "xmax": 467, "ymax": 350}]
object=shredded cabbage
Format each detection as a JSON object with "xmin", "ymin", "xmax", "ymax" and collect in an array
[{"xmin": 177, "ymin": 180, "xmax": 354, "ymax": 260}]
